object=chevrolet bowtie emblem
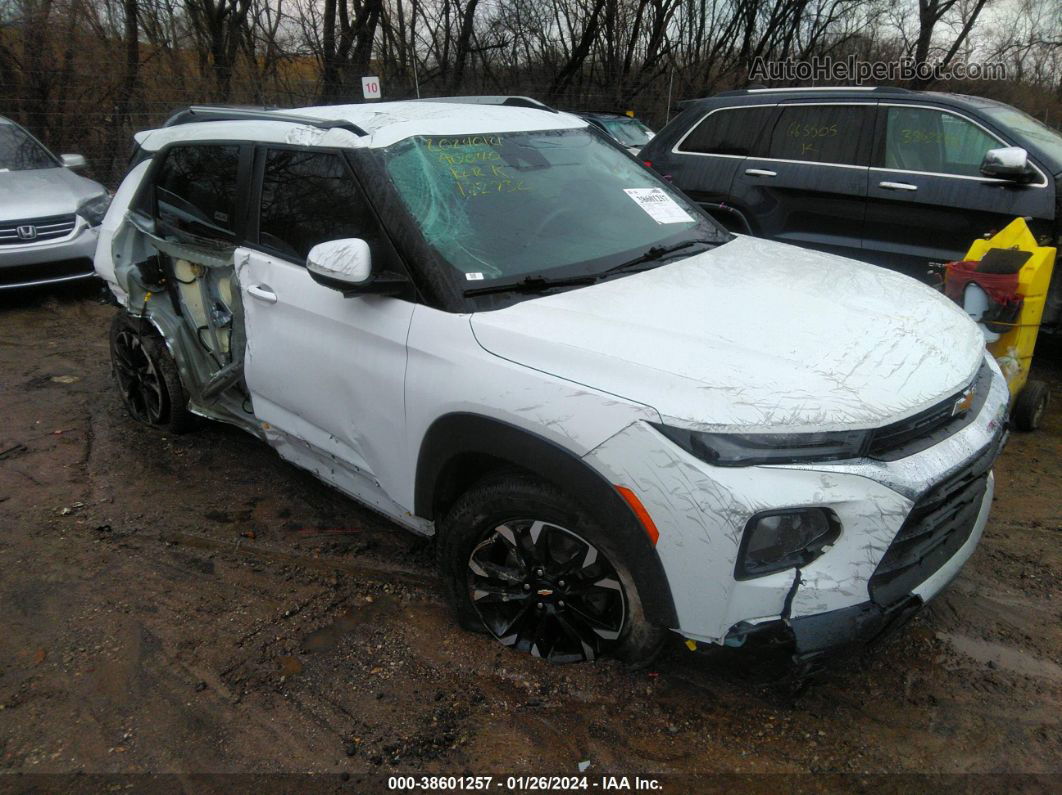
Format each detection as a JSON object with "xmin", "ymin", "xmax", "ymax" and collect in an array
[{"xmin": 952, "ymin": 387, "xmax": 976, "ymax": 416}]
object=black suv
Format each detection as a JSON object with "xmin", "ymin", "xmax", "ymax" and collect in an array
[{"xmin": 641, "ymin": 87, "xmax": 1062, "ymax": 330}]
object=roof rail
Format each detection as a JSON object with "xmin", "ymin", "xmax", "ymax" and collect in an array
[
  {"xmin": 414, "ymin": 96, "xmax": 558, "ymax": 113},
  {"xmin": 162, "ymin": 105, "xmax": 368, "ymax": 136},
  {"xmin": 714, "ymin": 86, "xmax": 915, "ymax": 97}
]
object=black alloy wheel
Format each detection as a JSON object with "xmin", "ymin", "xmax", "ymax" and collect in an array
[
  {"xmin": 467, "ymin": 518, "xmax": 627, "ymax": 663},
  {"xmin": 112, "ymin": 328, "xmax": 166, "ymax": 424},
  {"xmin": 109, "ymin": 310, "xmax": 194, "ymax": 433}
]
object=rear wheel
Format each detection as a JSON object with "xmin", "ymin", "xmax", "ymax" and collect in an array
[
  {"xmin": 109, "ymin": 311, "xmax": 195, "ymax": 433},
  {"xmin": 436, "ymin": 474, "xmax": 665, "ymax": 665}
]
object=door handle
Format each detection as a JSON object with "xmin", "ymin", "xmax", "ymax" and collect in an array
[
  {"xmin": 247, "ymin": 284, "xmax": 278, "ymax": 304},
  {"xmin": 745, "ymin": 168, "xmax": 777, "ymax": 177},
  {"xmin": 878, "ymin": 181, "xmax": 918, "ymax": 191}
]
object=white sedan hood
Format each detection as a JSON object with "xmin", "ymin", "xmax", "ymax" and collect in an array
[{"xmin": 470, "ymin": 235, "xmax": 985, "ymax": 432}]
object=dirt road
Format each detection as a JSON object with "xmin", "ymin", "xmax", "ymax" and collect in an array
[{"xmin": 1, "ymin": 284, "xmax": 1059, "ymax": 784}]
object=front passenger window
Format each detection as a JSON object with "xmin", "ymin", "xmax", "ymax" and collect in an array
[
  {"xmin": 882, "ymin": 107, "xmax": 1000, "ymax": 177},
  {"xmin": 258, "ymin": 149, "xmax": 372, "ymax": 261}
]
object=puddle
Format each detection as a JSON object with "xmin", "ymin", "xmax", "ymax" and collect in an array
[
  {"xmin": 277, "ymin": 655, "xmax": 303, "ymax": 676},
  {"xmin": 938, "ymin": 632, "xmax": 1062, "ymax": 680},
  {"xmin": 301, "ymin": 599, "xmax": 396, "ymax": 653}
]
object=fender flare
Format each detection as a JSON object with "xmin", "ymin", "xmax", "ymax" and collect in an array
[{"xmin": 415, "ymin": 412, "xmax": 678, "ymax": 628}]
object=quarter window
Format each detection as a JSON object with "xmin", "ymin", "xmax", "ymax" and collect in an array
[
  {"xmin": 155, "ymin": 145, "xmax": 241, "ymax": 241},
  {"xmin": 881, "ymin": 106, "xmax": 1001, "ymax": 177},
  {"xmin": 766, "ymin": 106, "xmax": 869, "ymax": 165},
  {"xmin": 679, "ymin": 107, "xmax": 773, "ymax": 156},
  {"xmin": 258, "ymin": 149, "xmax": 371, "ymax": 261}
]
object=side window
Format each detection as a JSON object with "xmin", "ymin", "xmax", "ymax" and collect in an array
[
  {"xmin": 679, "ymin": 106, "xmax": 774, "ymax": 156},
  {"xmin": 155, "ymin": 145, "xmax": 240, "ymax": 241},
  {"xmin": 766, "ymin": 105, "xmax": 869, "ymax": 165},
  {"xmin": 258, "ymin": 149, "xmax": 372, "ymax": 261},
  {"xmin": 881, "ymin": 106, "xmax": 1000, "ymax": 177}
]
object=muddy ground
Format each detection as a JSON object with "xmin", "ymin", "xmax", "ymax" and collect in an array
[{"xmin": 0, "ymin": 283, "xmax": 1059, "ymax": 787}]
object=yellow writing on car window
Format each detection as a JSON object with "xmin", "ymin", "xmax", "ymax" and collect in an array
[
  {"xmin": 420, "ymin": 137, "xmax": 531, "ymax": 200},
  {"xmin": 786, "ymin": 122, "xmax": 839, "ymax": 139},
  {"xmin": 424, "ymin": 136, "xmax": 503, "ymax": 150},
  {"xmin": 898, "ymin": 129, "xmax": 961, "ymax": 147}
]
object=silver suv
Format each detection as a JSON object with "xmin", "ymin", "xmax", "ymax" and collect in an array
[{"xmin": 0, "ymin": 116, "xmax": 109, "ymax": 290}]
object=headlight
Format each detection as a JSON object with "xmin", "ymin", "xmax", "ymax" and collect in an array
[
  {"xmin": 77, "ymin": 193, "xmax": 111, "ymax": 226},
  {"xmin": 652, "ymin": 424, "xmax": 869, "ymax": 466},
  {"xmin": 737, "ymin": 508, "xmax": 840, "ymax": 579}
]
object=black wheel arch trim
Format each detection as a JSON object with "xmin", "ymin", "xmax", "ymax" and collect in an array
[{"xmin": 415, "ymin": 412, "xmax": 679, "ymax": 629}]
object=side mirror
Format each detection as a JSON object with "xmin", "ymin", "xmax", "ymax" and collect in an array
[
  {"xmin": 60, "ymin": 154, "xmax": 87, "ymax": 169},
  {"xmin": 980, "ymin": 146, "xmax": 1031, "ymax": 181},
  {"xmin": 306, "ymin": 238, "xmax": 372, "ymax": 291}
]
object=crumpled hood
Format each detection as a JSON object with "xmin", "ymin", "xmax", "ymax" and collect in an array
[
  {"xmin": 470, "ymin": 235, "xmax": 985, "ymax": 432},
  {"xmin": 0, "ymin": 167, "xmax": 104, "ymax": 221}
]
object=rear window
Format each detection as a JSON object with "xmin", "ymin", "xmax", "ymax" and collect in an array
[
  {"xmin": 155, "ymin": 145, "xmax": 241, "ymax": 241},
  {"xmin": 678, "ymin": 107, "xmax": 773, "ymax": 156},
  {"xmin": 766, "ymin": 106, "xmax": 870, "ymax": 165}
]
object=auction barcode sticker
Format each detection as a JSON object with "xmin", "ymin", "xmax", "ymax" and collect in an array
[{"xmin": 624, "ymin": 187, "xmax": 694, "ymax": 224}]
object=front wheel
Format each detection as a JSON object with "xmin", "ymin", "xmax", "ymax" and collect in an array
[{"xmin": 436, "ymin": 474, "xmax": 665, "ymax": 665}]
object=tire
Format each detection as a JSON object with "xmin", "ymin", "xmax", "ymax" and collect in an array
[
  {"xmin": 436, "ymin": 473, "xmax": 666, "ymax": 665},
  {"xmin": 1011, "ymin": 380, "xmax": 1050, "ymax": 432},
  {"xmin": 109, "ymin": 310, "xmax": 195, "ymax": 433}
]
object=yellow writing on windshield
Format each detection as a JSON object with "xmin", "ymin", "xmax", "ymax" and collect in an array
[
  {"xmin": 420, "ymin": 137, "xmax": 530, "ymax": 200},
  {"xmin": 424, "ymin": 136, "xmax": 503, "ymax": 149}
]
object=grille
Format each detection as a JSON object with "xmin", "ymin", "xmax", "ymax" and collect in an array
[
  {"xmin": 0, "ymin": 257, "xmax": 95, "ymax": 287},
  {"xmin": 868, "ymin": 436, "xmax": 1000, "ymax": 607},
  {"xmin": 867, "ymin": 361, "xmax": 992, "ymax": 461},
  {"xmin": 0, "ymin": 214, "xmax": 78, "ymax": 246}
]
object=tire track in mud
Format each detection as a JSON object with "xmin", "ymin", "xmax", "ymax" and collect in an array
[{"xmin": 2, "ymin": 290, "xmax": 1061, "ymax": 775}]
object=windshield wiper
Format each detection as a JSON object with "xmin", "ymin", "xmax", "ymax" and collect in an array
[
  {"xmin": 463, "ymin": 237, "xmax": 719, "ymax": 298},
  {"xmin": 601, "ymin": 238, "xmax": 716, "ymax": 278},
  {"xmin": 464, "ymin": 273, "xmax": 599, "ymax": 297}
]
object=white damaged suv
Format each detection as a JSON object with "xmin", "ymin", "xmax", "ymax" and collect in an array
[{"xmin": 96, "ymin": 100, "xmax": 1009, "ymax": 667}]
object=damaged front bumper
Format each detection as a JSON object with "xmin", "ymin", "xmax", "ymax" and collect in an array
[
  {"xmin": 729, "ymin": 458, "xmax": 995, "ymax": 666},
  {"xmin": 582, "ymin": 354, "xmax": 1010, "ymax": 661}
]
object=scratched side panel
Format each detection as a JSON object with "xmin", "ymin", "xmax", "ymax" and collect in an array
[{"xmin": 399, "ymin": 305, "xmax": 659, "ymax": 514}]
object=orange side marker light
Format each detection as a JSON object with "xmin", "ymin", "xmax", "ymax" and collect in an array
[{"xmin": 615, "ymin": 486, "xmax": 660, "ymax": 546}]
